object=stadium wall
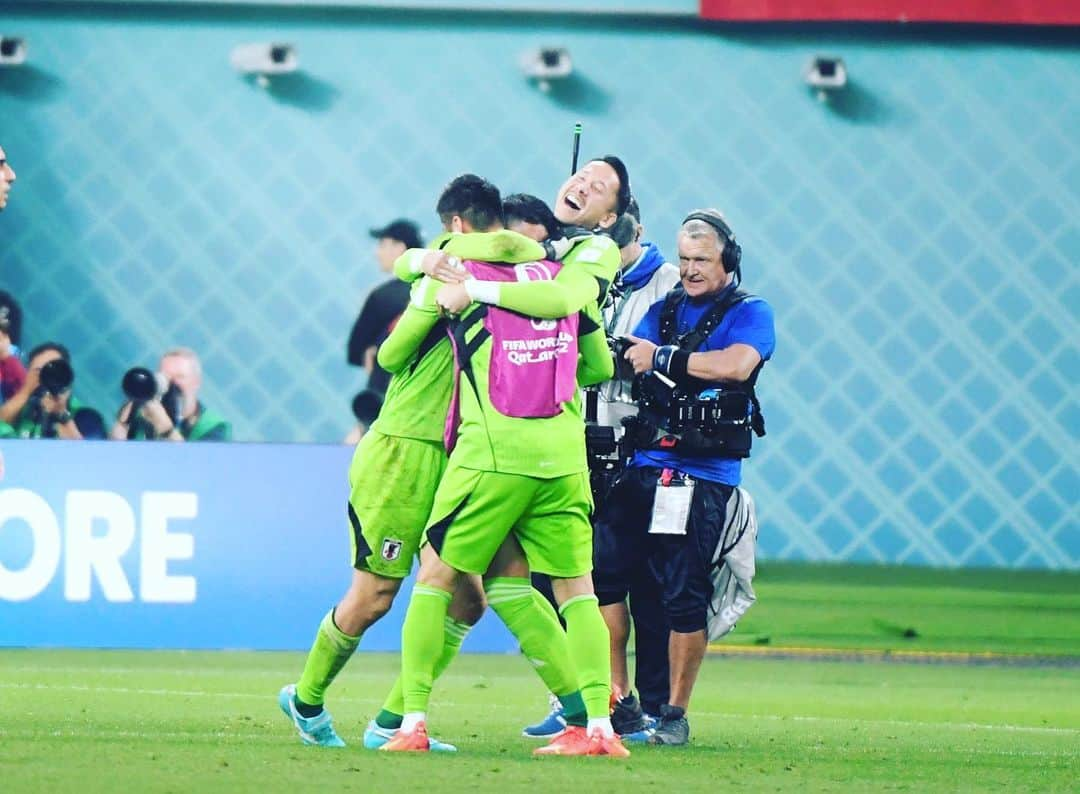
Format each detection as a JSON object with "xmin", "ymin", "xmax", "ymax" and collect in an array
[{"xmin": 0, "ymin": 5, "xmax": 1076, "ymax": 571}]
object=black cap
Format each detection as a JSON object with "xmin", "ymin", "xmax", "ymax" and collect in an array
[{"xmin": 369, "ymin": 218, "xmax": 423, "ymax": 250}]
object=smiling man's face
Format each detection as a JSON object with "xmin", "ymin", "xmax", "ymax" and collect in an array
[{"xmin": 553, "ymin": 160, "xmax": 621, "ymax": 230}]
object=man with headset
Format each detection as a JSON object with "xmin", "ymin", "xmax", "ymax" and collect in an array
[{"xmin": 597, "ymin": 209, "xmax": 775, "ymax": 746}]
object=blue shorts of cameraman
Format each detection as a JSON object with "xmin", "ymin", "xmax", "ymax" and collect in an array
[{"xmin": 594, "ymin": 235, "xmax": 776, "ymax": 745}]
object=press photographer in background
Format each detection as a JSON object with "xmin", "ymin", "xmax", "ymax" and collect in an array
[
  {"xmin": 0, "ymin": 342, "xmax": 87, "ymax": 439},
  {"xmin": 110, "ymin": 348, "xmax": 230, "ymax": 442}
]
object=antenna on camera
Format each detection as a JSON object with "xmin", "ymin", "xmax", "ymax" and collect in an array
[{"xmin": 570, "ymin": 122, "xmax": 582, "ymax": 175}]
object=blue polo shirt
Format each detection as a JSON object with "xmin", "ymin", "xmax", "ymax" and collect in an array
[{"xmin": 629, "ymin": 284, "xmax": 776, "ymax": 485}]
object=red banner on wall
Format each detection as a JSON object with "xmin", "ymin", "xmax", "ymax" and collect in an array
[{"xmin": 700, "ymin": 1, "xmax": 1080, "ymax": 25}]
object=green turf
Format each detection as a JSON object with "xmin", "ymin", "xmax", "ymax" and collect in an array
[
  {"xmin": 1, "ymin": 650, "xmax": 1077, "ymax": 793},
  {"xmin": 725, "ymin": 562, "xmax": 1080, "ymax": 656}
]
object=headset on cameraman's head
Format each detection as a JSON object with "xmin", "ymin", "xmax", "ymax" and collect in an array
[{"xmin": 682, "ymin": 209, "xmax": 742, "ymax": 286}]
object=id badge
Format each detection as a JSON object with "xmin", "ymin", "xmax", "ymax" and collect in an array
[{"xmin": 649, "ymin": 471, "xmax": 694, "ymax": 536}]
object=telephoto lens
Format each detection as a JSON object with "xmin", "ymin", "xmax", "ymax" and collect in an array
[
  {"xmin": 39, "ymin": 359, "xmax": 74, "ymax": 394},
  {"xmin": 121, "ymin": 367, "xmax": 159, "ymax": 402}
]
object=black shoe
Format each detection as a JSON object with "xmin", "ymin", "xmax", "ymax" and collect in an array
[
  {"xmin": 611, "ymin": 692, "xmax": 646, "ymax": 735},
  {"xmin": 647, "ymin": 704, "xmax": 689, "ymax": 746}
]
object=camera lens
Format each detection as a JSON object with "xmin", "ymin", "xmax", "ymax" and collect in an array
[
  {"xmin": 39, "ymin": 359, "xmax": 74, "ymax": 393},
  {"xmin": 122, "ymin": 367, "xmax": 158, "ymax": 401}
]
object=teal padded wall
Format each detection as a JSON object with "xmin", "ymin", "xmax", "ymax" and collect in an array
[{"xmin": 0, "ymin": 5, "xmax": 1076, "ymax": 567}]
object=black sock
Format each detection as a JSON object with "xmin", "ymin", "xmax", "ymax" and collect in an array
[{"xmin": 294, "ymin": 697, "xmax": 324, "ymax": 718}]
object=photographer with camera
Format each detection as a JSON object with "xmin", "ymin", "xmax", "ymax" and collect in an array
[
  {"xmin": 110, "ymin": 348, "xmax": 230, "ymax": 442},
  {"xmin": 0, "ymin": 342, "xmax": 84, "ymax": 439},
  {"xmin": 595, "ymin": 210, "xmax": 775, "ymax": 747}
]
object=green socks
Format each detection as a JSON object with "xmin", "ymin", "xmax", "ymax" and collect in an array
[
  {"xmin": 560, "ymin": 594, "xmax": 611, "ymax": 720},
  {"xmin": 400, "ymin": 583, "xmax": 453, "ymax": 714},
  {"xmin": 296, "ymin": 609, "xmax": 362, "ymax": 707},
  {"xmin": 486, "ymin": 578, "xmax": 588, "ymax": 727},
  {"xmin": 376, "ymin": 615, "xmax": 470, "ymax": 729}
]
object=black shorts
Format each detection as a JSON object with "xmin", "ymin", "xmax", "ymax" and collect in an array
[{"xmin": 593, "ymin": 466, "xmax": 733, "ymax": 634}]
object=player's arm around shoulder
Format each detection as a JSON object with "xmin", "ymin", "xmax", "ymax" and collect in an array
[
  {"xmin": 474, "ymin": 234, "xmax": 619, "ymax": 320},
  {"xmin": 576, "ymin": 306, "xmax": 614, "ymax": 387},
  {"xmin": 392, "ymin": 248, "xmax": 428, "ymax": 283},
  {"xmin": 443, "ymin": 229, "xmax": 546, "ymax": 264},
  {"xmin": 376, "ymin": 278, "xmax": 443, "ymax": 374}
]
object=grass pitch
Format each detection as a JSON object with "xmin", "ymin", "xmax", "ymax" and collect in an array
[
  {"xmin": 2, "ymin": 650, "xmax": 1077, "ymax": 793},
  {"xmin": 3, "ymin": 563, "xmax": 1078, "ymax": 792},
  {"xmin": 727, "ymin": 562, "xmax": 1080, "ymax": 657}
]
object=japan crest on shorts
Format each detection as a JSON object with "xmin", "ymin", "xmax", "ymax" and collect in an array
[{"xmin": 381, "ymin": 539, "xmax": 403, "ymax": 561}]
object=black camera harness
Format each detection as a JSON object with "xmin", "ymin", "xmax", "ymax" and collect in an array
[{"xmin": 624, "ymin": 284, "xmax": 766, "ymax": 459}]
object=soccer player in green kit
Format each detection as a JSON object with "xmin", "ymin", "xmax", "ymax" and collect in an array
[
  {"xmin": 279, "ymin": 175, "xmax": 545, "ymax": 750},
  {"xmin": 382, "ymin": 157, "xmax": 633, "ymax": 757}
]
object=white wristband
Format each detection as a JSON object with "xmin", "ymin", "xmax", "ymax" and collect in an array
[
  {"xmin": 465, "ymin": 280, "xmax": 501, "ymax": 305},
  {"xmin": 406, "ymin": 249, "xmax": 426, "ymax": 274}
]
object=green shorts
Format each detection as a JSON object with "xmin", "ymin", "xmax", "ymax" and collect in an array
[
  {"xmin": 348, "ymin": 430, "xmax": 448, "ymax": 578},
  {"xmin": 423, "ymin": 460, "xmax": 594, "ymax": 578}
]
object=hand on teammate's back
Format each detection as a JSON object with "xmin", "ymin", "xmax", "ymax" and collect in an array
[
  {"xmin": 421, "ymin": 251, "xmax": 467, "ymax": 283},
  {"xmin": 436, "ymin": 283, "xmax": 471, "ymax": 315}
]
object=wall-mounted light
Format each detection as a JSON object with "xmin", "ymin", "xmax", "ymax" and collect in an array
[
  {"xmin": 230, "ymin": 43, "xmax": 298, "ymax": 88},
  {"xmin": 520, "ymin": 47, "xmax": 572, "ymax": 93},
  {"xmin": 805, "ymin": 56, "xmax": 847, "ymax": 102},
  {"xmin": 0, "ymin": 37, "xmax": 28, "ymax": 67}
]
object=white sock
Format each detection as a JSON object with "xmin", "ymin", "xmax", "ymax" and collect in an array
[
  {"xmin": 587, "ymin": 717, "xmax": 614, "ymax": 737},
  {"xmin": 401, "ymin": 712, "xmax": 426, "ymax": 732}
]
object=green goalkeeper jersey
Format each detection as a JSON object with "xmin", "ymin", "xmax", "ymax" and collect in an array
[
  {"xmin": 446, "ymin": 236, "xmax": 620, "ymax": 478},
  {"xmin": 370, "ymin": 230, "xmax": 551, "ymax": 443}
]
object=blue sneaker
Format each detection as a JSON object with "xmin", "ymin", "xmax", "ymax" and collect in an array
[
  {"xmin": 363, "ymin": 720, "xmax": 458, "ymax": 752},
  {"xmin": 621, "ymin": 713, "xmax": 659, "ymax": 744},
  {"xmin": 522, "ymin": 694, "xmax": 566, "ymax": 738},
  {"xmin": 278, "ymin": 684, "xmax": 346, "ymax": 747}
]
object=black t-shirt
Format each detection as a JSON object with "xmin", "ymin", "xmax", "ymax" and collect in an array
[{"xmin": 347, "ymin": 278, "xmax": 411, "ymax": 395}]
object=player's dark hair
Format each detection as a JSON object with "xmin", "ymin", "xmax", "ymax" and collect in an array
[
  {"xmin": 591, "ymin": 155, "xmax": 632, "ymax": 216},
  {"xmin": 437, "ymin": 174, "xmax": 503, "ymax": 232},
  {"xmin": 503, "ymin": 193, "xmax": 558, "ymax": 239}
]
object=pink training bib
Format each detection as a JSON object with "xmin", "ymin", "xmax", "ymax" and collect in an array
[{"xmin": 444, "ymin": 259, "xmax": 581, "ymax": 452}]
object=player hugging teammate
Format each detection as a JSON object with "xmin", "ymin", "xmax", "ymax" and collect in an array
[
  {"xmin": 279, "ymin": 145, "xmax": 773, "ymax": 757},
  {"xmin": 280, "ymin": 152, "xmax": 632, "ymax": 757}
]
